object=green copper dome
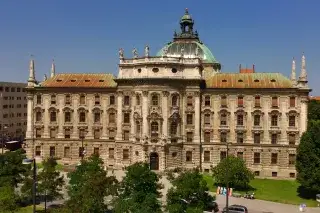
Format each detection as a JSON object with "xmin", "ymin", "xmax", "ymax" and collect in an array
[{"xmin": 156, "ymin": 9, "xmax": 220, "ymax": 65}]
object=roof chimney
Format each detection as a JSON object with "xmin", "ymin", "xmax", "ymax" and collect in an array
[{"xmin": 239, "ymin": 64, "xmax": 255, "ymax": 73}]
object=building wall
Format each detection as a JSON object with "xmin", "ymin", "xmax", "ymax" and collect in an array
[
  {"xmin": 0, "ymin": 82, "xmax": 28, "ymax": 140},
  {"xmin": 25, "ymin": 84, "xmax": 308, "ymax": 178}
]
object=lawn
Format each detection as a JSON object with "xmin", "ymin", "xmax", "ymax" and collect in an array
[
  {"xmin": 203, "ymin": 174, "xmax": 319, "ymax": 207},
  {"xmin": 14, "ymin": 205, "xmax": 44, "ymax": 213}
]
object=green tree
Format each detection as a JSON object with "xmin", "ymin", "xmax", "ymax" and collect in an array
[
  {"xmin": 308, "ymin": 99, "xmax": 320, "ymax": 121},
  {"xmin": 0, "ymin": 185, "xmax": 19, "ymax": 213},
  {"xmin": 113, "ymin": 162, "xmax": 163, "ymax": 213},
  {"xmin": 211, "ymin": 156, "xmax": 254, "ymax": 190},
  {"xmin": 66, "ymin": 155, "xmax": 118, "ymax": 213},
  {"xmin": 38, "ymin": 157, "xmax": 65, "ymax": 210},
  {"xmin": 0, "ymin": 149, "xmax": 28, "ymax": 187},
  {"xmin": 296, "ymin": 120, "xmax": 320, "ymax": 197},
  {"xmin": 166, "ymin": 169, "xmax": 216, "ymax": 213}
]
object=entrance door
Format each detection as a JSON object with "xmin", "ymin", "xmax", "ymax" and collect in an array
[{"xmin": 149, "ymin": 152, "xmax": 159, "ymax": 170}]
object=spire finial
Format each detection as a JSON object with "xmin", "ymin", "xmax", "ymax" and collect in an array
[
  {"xmin": 299, "ymin": 52, "xmax": 307, "ymax": 81},
  {"xmin": 291, "ymin": 57, "xmax": 296, "ymax": 83},
  {"xmin": 50, "ymin": 58, "xmax": 56, "ymax": 78},
  {"xmin": 28, "ymin": 54, "xmax": 36, "ymax": 86},
  {"xmin": 185, "ymin": 8, "xmax": 189, "ymax": 14}
]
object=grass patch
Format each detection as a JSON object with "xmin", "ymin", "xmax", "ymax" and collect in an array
[
  {"xmin": 36, "ymin": 162, "xmax": 64, "ymax": 171},
  {"xmin": 16, "ymin": 205, "xmax": 44, "ymax": 213},
  {"xmin": 203, "ymin": 174, "xmax": 319, "ymax": 207}
]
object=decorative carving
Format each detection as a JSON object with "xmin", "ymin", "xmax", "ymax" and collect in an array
[
  {"xmin": 145, "ymin": 45, "xmax": 149, "ymax": 57},
  {"xmin": 180, "ymin": 47, "xmax": 185, "ymax": 57},
  {"xmin": 194, "ymin": 91, "xmax": 200, "ymax": 97},
  {"xmin": 132, "ymin": 48, "xmax": 138, "ymax": 58},
  {"xmin": 142, "ymin": 91, "xmax": 148, "ymax": 97},
  {"xmin": 119, "ymin": 48, "xmax": 124, "ymax": 59},
  {"xmin": 162, "ymin": 91, "xmax": 170, "ymax": 97}
]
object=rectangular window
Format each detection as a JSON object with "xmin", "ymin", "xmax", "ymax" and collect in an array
[
  {"xmin": 49, "ymin": 146, "xmax": 55, "ymax": 157},
  {"xmin": 186, "ymin": 132, "xmax": 193, "ymax": 142},
  {"xmin": 124, "ymin": 113, "xmax": 130, "ymax": 123},
  {"xmin": 289, "ymin": 115, "xmax": 295, "ymax": 127},
  {"xmin": 5, "ymin": 87, "xmax": 9, "ymax": 92},
  {"xmin": 64, "ymin": 147, "xmax": 70, "ymax": 158},
  {"xmin": 204, "ymin": 132, "xmax": 211, "ymax": 143},
  {"xmin": 109, "ymin": 148, "xmax": 115, "ymax": 159},
  {"xmin": 255, "ymin": 96, "xmax": 261, "ymax": 107},
  {"xmin": 220, "ymin": 114, "xmax": 227, "ymax": 125},
  {"xmin": 94, "ymin": 129, "xmax": 100, "ymax": 139},
  {"xmin": 50, "ymin": 112, "xmax": 57, "ymax": 122},
  {"xmin": 204, "ymin": 151, "xmax": 210, "ymax": 162},
  {"xmin": 220, "ymin": 151, "xmax": 226, "ymax": 161},
  {"xmin": 36, "ymin": 95, "xmax": 42, "ymax": 104},
  {"xmin": 94, "ymin": 147, "xmax": 99, "ymax": 156},
  {"xmin": 65, "ymin": 112, "xmax": 71, "ymax": 122},
  {"xmin": 187, "ymin": 96, "xmax": 193, "ymax": 106},
  {"xmin": 289, "ymin": 154, "xmax": 296, "ymax": 165},
  {"xmin": 271, "ymin": 134, "xmax": 278, "ymax": 144},
  {"xmin": 237, "ymin": 152, "xmax": 243, "ymax": 159},
  {"xmin": 123, "ymin": 149, "xmax": 129, "ymax": 160},
  {"xmin": 289, "ymin": 97, "xmax": 296, "ymax": 107},
  {"xmin": 237, "ymin": 114, "xmax": 243, "ymax": 126},
  {"xmin": 204, "ymin": 114, "xmax": 211, "ymax": 125},
  {"xmin": 124, "ymin": 96, "xmax": 130, "ymax": 106},
  {"xmin": 123, "ymin": 130, "xmax": 129, "ymax": 140},
  {"xmin": 254, "ymin": 115, "xmax": 260, "ymax": 126},
  {"xmin": 204, "ymin": 96, "xmax": 210, "ymax": 106},
  {"xmin": 35, "ymin": 146, "xmax": 41, "ymax": 156},
  {"xmin": 237, "ymin": 133, "xmax": 244, "ymax": 143},
  {"xmin": 254, "ymin": 152, "xmax": 260, "ymax": 164},
  {"xmin": 220, "ymin": 132, "xmax": 227, "ymax": 143},
  {"xmin": 272, "ymin": 97, "xmax": 278, "ymax": 107},
  {"xmin": 271, "ymin": 115, "xmax": 278, "ymax": 126},
  {"xmin": 254, "ymin": 133, "xmax": 260, "ymax": 144},
  {"xmin": 186, "ymin": 151, "xmax": 192, "ymax": 162},
  {"xmin": 109, "ymin": 130, "xmax": 115, "ymax": 140},
  {"xmin": 65, "ymin": 129, "xmax": 71, "ymax": 139},
  {"xmin": 50, "ymin": 128, "xmax": 56, "ymax": 138},
  {"xmin": 95, "ymin": 95, "xmax": 100, "ymax": 105},
  {"xmin": 65, "ymin": 95, "xmax": 71, "ymax": 105},
  {"xmin": 237, "ymin": 96, "xmax": 244, "ymax": 107},
  {"xmin": 51, "ymin": 95, "xmax": 56, "ymax": 105},
  {"xmin": 186, "ymin": 114, "xmax": 193, "ymax": 125},
  {"xmin": 94, "ymin": 112, "xmax": 101, "ymax": 123},
  {"xmin": 221, "ymin": 96, "xmax": 227, "ymax": 107},
  {"xmin": 109, "ymin": 95, "xmax": 115, "ymax": 105},
  {"xmin": 288, "ymin": 134, "xmax": 295, "ymax": 145},
  {"xmin": 272, "ymin": 172, "xmax": 278, "ymax": 177},
  {"xmin": 79, "ymin": 112, "xmax": 86, "ymax": 122},
  {"xmin": 35, "ymin": 129, "xmax": 42, "ymax": 138},
  {"xmin": 271, "ymin": 153, "xmax": 278, "ymax": 164}
]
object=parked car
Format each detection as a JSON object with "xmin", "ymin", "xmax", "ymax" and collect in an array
[{"xmin": 222, "ymin": 204, "xmax": 248, "ymax": 213}]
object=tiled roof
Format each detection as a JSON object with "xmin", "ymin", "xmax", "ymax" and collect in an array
[
  {"xmin": 310, "ymin": 96, "xmax": 320, "ymax": 101},
  {"xmin": 205, "ymin": 73, "xmax": 293, "ymax": 89},
  {"xmin": 40, "ymin": 73, "xmax": 117, "ymax": 88}
]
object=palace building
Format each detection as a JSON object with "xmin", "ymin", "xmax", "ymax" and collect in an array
[{"xmin": 25, "ymin": 9, "xmax": 311, "ymax": 178}]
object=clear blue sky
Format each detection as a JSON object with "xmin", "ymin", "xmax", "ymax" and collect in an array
[{"xmin": 0, "ymin": 0, "xmax": 319, "ymax": 94}]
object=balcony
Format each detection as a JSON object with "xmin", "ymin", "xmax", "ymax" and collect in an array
[
  {"xmin": 219, "ymin": 125, "xmax": 229, "ymax": 130},
  {"xmin": 235, "ymin": 125, "xmax": 246, "ymax": 131},
  {"xmin": 252, "ymin": 125, "xmax": 263, "ymax": 130}
]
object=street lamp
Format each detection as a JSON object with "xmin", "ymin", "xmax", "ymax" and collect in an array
[
  {"xmin": 22, "ymin": 158, "xmax": 37, "ymax": 213},
  {"xmin": 225, "ymin": 142, "xmax": 232, "ymax": 213}
]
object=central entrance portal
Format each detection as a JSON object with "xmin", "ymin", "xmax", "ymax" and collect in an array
[{"xmin": 149, "ymin": 152, "xmax": 159, "ymax": 170}]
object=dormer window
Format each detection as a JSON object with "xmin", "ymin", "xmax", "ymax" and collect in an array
[
  {"xmin": 270, "ymin": 79, "xmax": 276, "ymax": 83},
  {"xmin": 238, "ymin": 79, "xmax": 243, "ymax": 83},
  {"xmin": 254, "ymin": 79, "xmax": 260, "ymax": 83},
  {"xmin": 222, "ymin": 79, "xmax": 227, "ymax": 83}
]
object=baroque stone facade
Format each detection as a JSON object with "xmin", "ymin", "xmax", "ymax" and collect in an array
[{"xmin": 25, "ymin": 9, "xmax": 311, "ymax": 178}]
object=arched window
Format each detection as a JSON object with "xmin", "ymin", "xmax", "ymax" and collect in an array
[
  {"xmin": 50, "ymin": 111, "xmax": 56, "ymax": 122},
  {"xmin": 136, "ymin": 95, "xmax": 140, "ymax": 105},
  {"xmin": 136, "ymin": 121, "xmax": 141, "ymax": 134},
  {"xmin": 151, "ymin": 95, "xmax": 159, "ymax": 106},
  {"xmin": 151, "ymin": 121, "xmax": 159, "ymax": 132},
  {"xmin": 36, "ymin": 111, "xmax": 42, "ymax": 122},
  {"xmin": 170, "ymin": 122, "xmax": 177, "ymax": 135},
  {"xmin": 172, "ymin": 95, "xmax": 178, "ymax": 106}
]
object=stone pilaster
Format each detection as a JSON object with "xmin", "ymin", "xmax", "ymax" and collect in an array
[
  {"xmin": 181, "ymin": 94, "xmax": 185, "ymax": 139},
  {"xmin": 229, "ymin": 97, "xmax": 236, "ymax": 143},
  {"xmin": 101, "ymin": 96, "xmax": 108, "ymax": 139},
  {"xmin": 71, "ymin": 95, "xmax": 79, "ymax": 139},
  {"xmin": 213, "ymin": 97, "xmax": 219, "ymax": 142},
  {"xmin": 246, "ymin": 96, "xmax": 253, "ymax": 143},
  {"xmin": 86, "ymin": 95, "xmax": 94, "ymax": 139},
  {"xmin": 194, "ymin": 92, "xmax": 200, "ymax": 143},
  {"xmin": 130, "ymin": 93, "xmax": 136, "ymax": 140},
  {"xmin": 42, "ymin": 95, "xmax": 50, "ymax": 138},
  {"xmin": 300, "ymin": 97, "xmax": 308, "ymax": 136},
  {"xmin": 142, "ymin": 91, "xmax": 148, "ymax": 138},
  {"xmin": 263, "ymin": 97, "xmax": 269, "ymax": 144},
  {"xmin": 162, "ymin": 91, "xmax": 169, "ymax": 139},
  {"xmin": 57, "ymin": 95, "xmax": 64, "ymax": 138},
  {"xmin": 26, "ymin": 94, "xmax": 34, "ymax": 139},
  {"xmin": 116, "ymin": 92, "xmax": 123, "ymax": 140},
  {"xmin": 280, "ymin": 97, "xmax": 287, "ymax": 144}
]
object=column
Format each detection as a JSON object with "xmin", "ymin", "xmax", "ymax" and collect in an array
[
  {"xmin": 101, "ymin": 96, "xmax": 108, "ymax": 139},
  {"xmin": 162, "ymin": 91, "xmax": 169, "ymax": 139},
  {"xmin": 57, "ymin": 95, "xmax": 64, "ymax": 138},
  {"xmin": 280, "ymin": 97, "xmax": 287, "ymax": 144},
  {"xmin": 71, "ymin": 95, "xmax": 79, "ymax": 139},
  {"xmin": 26, "ymin": 94, "xmax": 34, "ymax": 139},
  {"xmin": 116, "ymin": 92, "xmax": 123, "ymax": 140},
  {"xmin": 213, "ymin": 97, "xmax": 219, "ymax": 142},
  {"xmin": 43, "ymin": 96, "xmax": 50, "ymax": 138},
  {"xmin": 142, "ymin": 91, "xmax": 148, "ymax": 138},
  {"xmin": 246, "ymin": 96, "xmax": 253, "ymax": 143},
  {"xmin": 263, "ymin": 97, "xmax": 269, "ymax": 144},
  {"xmin": 130, "ymin": 93, "xmax": 136, "ymax": 140},
  {"xmin": 229, "ymin": 98, "xmax": 236, "ymax": 143},
  {"xmin": 194, "ymin": 92, "xmax": 200, "ymax": 143},
  {"xmin": 86, "ymin": 95, "xmax": 94, "ymax": 139}
]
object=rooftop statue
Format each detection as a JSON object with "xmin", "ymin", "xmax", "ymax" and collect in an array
[
  {"xmin": 132, "ymin": 48, "xmax": 138, "ymax": 58},
  {"xmin": 119, "ymin": 48, "xmax": 124, "ymax": 59},
  {"xmin": 145, "ymin": 45, "xmax": 150, "ymax": 57}
]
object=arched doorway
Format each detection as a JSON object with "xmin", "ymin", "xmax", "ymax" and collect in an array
[{"xmin": 149, "ymin": 152, "xmax": 159, "ymax": 170}]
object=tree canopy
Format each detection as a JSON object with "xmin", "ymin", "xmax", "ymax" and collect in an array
[
  {"xmin": 166, "ymin": 169, "xmax": 216, "ymax": 213},
  {"xmin": 113, "ymin": 162, "xmax": 163, "ymax": 213},
  {"xmin": 66, "ymin": 155, "xmax": 118, "ymax": 213},
  {"xmin": 308, "ymin": 99, "xmax": 320, "ymax": 121},
  {"xmin": 296, "ymin": 120, "xmax": 320, "ymax": 196},
  {"xmin": 211, "ymin": 156, "xmax": 254, "ymax": 190}
]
